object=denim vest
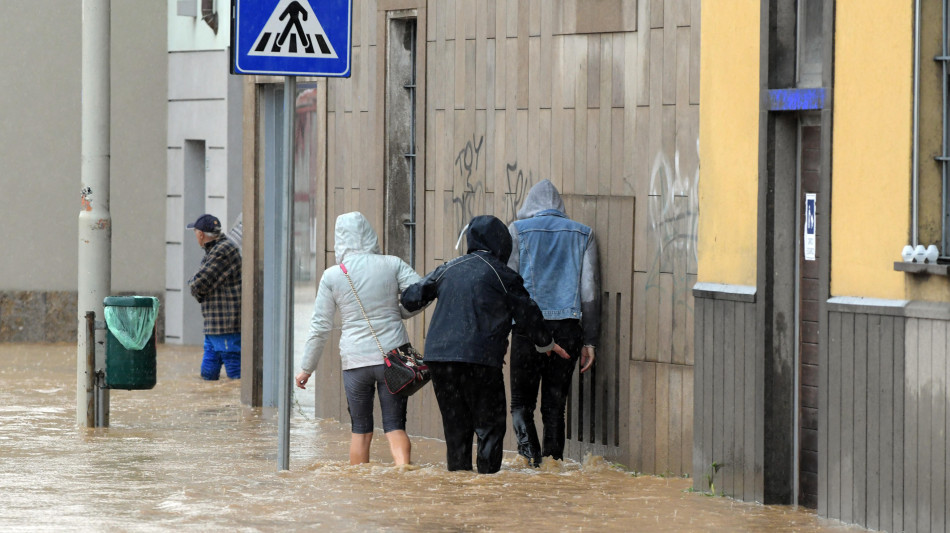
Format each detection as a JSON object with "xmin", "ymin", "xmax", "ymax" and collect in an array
[{"xmin": 512, "ymin": 210, "xmax": 591, "ymax": 320}]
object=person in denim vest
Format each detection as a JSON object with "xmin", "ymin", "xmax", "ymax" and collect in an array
[{"xmin": 507, "ymin": 180, "xmax": 601, "ymax": 466}]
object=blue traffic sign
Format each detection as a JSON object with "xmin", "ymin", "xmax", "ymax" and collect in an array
[{"xmin": 231, "ymin": 0, "xmax": 352, "ymax": 77}]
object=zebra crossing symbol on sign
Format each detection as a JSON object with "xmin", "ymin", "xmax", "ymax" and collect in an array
[
  {"xmin": 249, "ymin": 0, "xmax": 337, "ymax": 59},
  {"xmin": 231, "ymin": 0, "xmax": 351, "ymax": 77}
]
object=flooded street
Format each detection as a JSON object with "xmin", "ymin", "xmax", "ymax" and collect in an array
[{"xmin": 0, "ymin": 343, "xmax": 864, "ymax": 532}]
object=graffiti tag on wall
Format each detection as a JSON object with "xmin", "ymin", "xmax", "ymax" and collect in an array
[
  {"xmin": 504, "ymin": 162, "xmax": 530, "ymax": 223},
  {"xmin": 452, "ymin": 134, "xmax": 484, "ymax": 238},
  {"xmin": 452, "ymin": 134, "xmax": 535, "ymax": 239},
  {"xmin": 648, "ymin": 142, "xmax": 700, "ymax": 273}
]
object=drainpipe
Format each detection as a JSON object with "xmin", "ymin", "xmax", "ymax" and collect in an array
[
  {"xmin": 940, "ymin": 0, "xmax": 950, "ymax": 254},
  {"xmin": 77, "ymin": 0, "xmax": 111, "ymax": 427},
  {"xmin": 912, "ymin": 0, "xmax": 921, "ymax": 246}
]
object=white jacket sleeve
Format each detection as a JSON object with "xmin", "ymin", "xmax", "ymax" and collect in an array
[
  {"xmin": 301, "ymin": 275, "xmax": 338, "ymax": 373},
  {"xmin": 395, "ymin": 257, "xmax": 424, "ymax": 319}
]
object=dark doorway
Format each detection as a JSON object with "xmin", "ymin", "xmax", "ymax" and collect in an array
[{"xmin": 798, "ymin": 121, "xmax": 822, "ymax": 509}]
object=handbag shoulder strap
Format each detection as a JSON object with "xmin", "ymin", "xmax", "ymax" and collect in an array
[{"xmin": 340, "ymin": 263, "xmax": 388, "ymax": 358}]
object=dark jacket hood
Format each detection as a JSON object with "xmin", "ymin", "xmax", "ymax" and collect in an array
[
  {"xmin": 466, "ymin": 215, "xmax": 512, "ymax": 263},
  {"xmin": 516, "ymin": 179, "xmax": 566, "ymax": 219}
]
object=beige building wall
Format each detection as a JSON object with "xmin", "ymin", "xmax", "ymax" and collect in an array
[
  {"xmin": 696, "ymin": 1, "xmax": 759, "ymax": 288},
  {"xmin": 0, "ymin": 1, "xmax": 167, "ymax": 340},
  {"xmin": 165, "ymin": 0, "xmax": 243, "ymax": 345},
  {"xmin": 831, "ymin": 0, "xmax": 912, "ymax": 300},
  {"xmin": 248, "ymin": 0, "xmax": 700, "ymax": 473}
]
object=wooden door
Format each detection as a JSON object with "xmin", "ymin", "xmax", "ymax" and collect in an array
[{"xmin": 798, "ymin": 123, "xmax": 821, "ymax": 508}]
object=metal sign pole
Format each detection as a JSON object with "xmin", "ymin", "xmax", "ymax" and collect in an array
[
  {"xmin": 230, "ymin": 0, "xmax": 350, "ymax": 471},
  {"xmin": 277, "ymin": 75, "xmax": 296, "ymax": 471}
]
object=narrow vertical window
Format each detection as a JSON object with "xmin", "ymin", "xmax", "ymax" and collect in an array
[
  {"xmin": 796, "ymin": 0, "xmax": 824, "ymax": 88},
  {"xmin": 385, "ymin": 16, "xmax": 418, "ymax": 267}
]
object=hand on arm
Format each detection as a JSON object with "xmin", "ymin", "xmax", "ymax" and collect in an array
[
  {"xmin": 580, "ymin": 345, "xmax": 595, "ymax": 373},
  {"xmin": 548, "ymin": 343, "xmax": 571, "ymax": 360},
  {"xmin": 401, "ymin": 266, "xmax": 441, "ymax": 312},
  {"xmin": 396, "ymin": 260, "xmax": 425, "ymax": 318}
]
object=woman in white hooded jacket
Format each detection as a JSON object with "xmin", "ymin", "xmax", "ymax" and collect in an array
[{"xmin": 295, "ymin": 212, "xmax": 421, "ymax": 465}]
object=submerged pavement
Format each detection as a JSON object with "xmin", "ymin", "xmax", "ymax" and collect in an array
[{"xmin": 0, "ymin": 342, "xmax": 868, "ymax": 532}]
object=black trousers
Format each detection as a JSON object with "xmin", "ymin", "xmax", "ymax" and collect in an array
[
  {"xmin": 428, "ymin": 362, "xmax": 507, "ymax": 474},
  {"xmin": 509, "ymin": 319, "xmax": 582, "ymax": 463}
]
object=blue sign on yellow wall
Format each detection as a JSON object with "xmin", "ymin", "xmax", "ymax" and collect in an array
[{"xmin": 231, "ymin": 0, "xmax": 352, "ymax": 77}]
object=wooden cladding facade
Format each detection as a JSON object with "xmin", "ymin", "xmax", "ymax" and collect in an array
[
  {"xmin": 821, "ymin": 301, "xmax": 950, "ymax": 533},
  {"xmin": 252, "ymin": 0, "xmax": 704, "ymax": 474},
  {"xmin": 692, "ymin": 292, "xmax": 950, "ymax": 533},
  {"xmin": 691, "ymin": 288, "xmax": 761, "ymax": 500},
  {"xmin": 823, "ymin": 304, "xmax": 906, "ymax": 531}
]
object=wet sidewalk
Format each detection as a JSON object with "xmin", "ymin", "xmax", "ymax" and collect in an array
[{"xmin": 0, "ymin": 343, "xmax": 865, "ymax": 532}]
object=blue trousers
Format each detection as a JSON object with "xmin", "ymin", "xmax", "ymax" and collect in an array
[{"xmin": 201, "ymin": 333, "xmax": 241, "ymax": 380}]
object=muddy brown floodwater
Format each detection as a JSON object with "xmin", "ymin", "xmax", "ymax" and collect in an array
[{"xmin": 0, "ymin": 343, "xmax": 866, "ymax": 532}]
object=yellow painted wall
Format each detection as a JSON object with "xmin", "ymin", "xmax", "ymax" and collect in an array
[
  {"xmin": 697, "ymin": 1, "xmax": 760, "ymax": 287},
  {"xmin": 831, "ymin": 1, "xmax": 912, "ymax": 299}
]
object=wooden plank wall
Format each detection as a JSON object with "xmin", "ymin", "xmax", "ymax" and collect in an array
[
  {"xmin": 821, "ymin": 308, "xmax": 907, "ymax": 533},
  {"xmin": 310, "ymin": 0, "xmax": 699, "ymax": 475},
  {"xmin": 692, "ymin": 294, "xmax": 759, "ymax": 500},
  {"xmin": 563, "ymin": 195, "xmax": 634, "ymax": 464}
]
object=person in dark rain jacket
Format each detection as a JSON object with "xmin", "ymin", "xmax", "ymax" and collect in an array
[{"xmin": 401, "ymin": 215, "xmax": 569, "ymax": 474}]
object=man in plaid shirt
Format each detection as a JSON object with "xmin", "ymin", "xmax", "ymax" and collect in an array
[{"xmin": 187, "ymin": 214, "xmax": 242, "ymax": 380}]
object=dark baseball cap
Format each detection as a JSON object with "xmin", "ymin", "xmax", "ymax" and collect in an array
[{"xmin": 186, "ymin": 214, "xmax": 222, "ymax": 232}]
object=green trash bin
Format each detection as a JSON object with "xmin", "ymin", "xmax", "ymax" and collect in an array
[{"xmin": 103, "ymin": 296, "xmax": 160, "ymax": 390}]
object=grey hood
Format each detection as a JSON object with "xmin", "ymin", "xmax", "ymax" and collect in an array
[
  {"xmin": 334, "ymin": 212, "xmax": 381, "ymax": 264},
  {"xmin": 515, "ymin": 179, "xmax": 566, "ymax": 220}
]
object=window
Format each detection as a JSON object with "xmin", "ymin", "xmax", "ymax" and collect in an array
[{"xmin": 384, "ymin": 15, "xmax": 418, "ymax": 267}]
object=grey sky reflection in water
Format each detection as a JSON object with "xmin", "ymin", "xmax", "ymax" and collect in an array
[{"xmin": 0, "ymin": 343, "xmax": 865, "ymax": 532}]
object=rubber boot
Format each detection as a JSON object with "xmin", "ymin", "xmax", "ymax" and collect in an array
[{"xmin": 511, "ymin": 407, "xmax": 542, "ymax": 467}]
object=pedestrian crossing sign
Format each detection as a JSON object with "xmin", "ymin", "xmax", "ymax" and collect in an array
[{"xmin": 231, "ymin": 0, "xmax": 352, "ymax": 77}]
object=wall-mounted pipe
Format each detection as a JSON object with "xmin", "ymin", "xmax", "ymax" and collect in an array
[
  {"xmin": 941, "ymin": 0, "xmax": 950, "ymax": 255},
  {"xmin": 912, "ymin": 0, "xmax": 921, "ymax": 247}
]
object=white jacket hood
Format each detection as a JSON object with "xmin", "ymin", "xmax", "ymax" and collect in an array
[{"xmin": 334, "ymin": 212, "xmax": 381, "ymax": 264}]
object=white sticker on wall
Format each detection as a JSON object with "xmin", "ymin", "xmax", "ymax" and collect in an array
[{"xmin": 804, "ymin": 193, "xmax": 816, "ymax": 261}]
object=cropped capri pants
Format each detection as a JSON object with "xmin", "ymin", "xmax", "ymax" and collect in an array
[{"xmin": 342, "ymin": 364, "xmax": 408, "ymax": 434}]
